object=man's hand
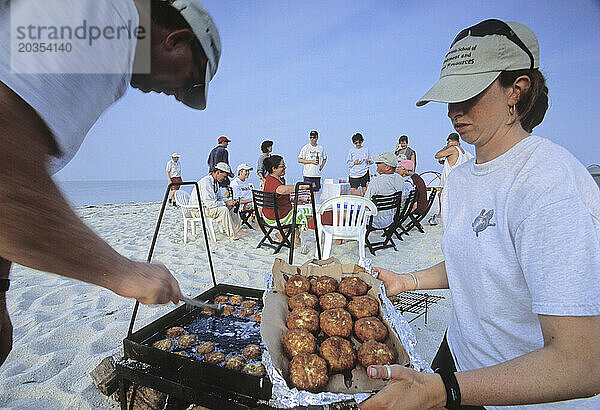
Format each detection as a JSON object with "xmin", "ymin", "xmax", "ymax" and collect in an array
[
  {"xmin": 312, "ymin": 159, "xmax": 319, "ymax": 165},
  {"xmin": 117, "ymin": 261, "xmax": 182, "ymax": 305},
  {"xmin": 0, "ymin": 294, "xmax": 12, "ymax": 367},
  {"xmin": 359, "ymin": 365, "xmax": 445, "ymax": 410}
]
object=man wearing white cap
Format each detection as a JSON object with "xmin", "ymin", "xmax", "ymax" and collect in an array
[
  {"xmin": 166, "ymin": 153, "xmax": 183, "ymax": 206},
  {"xmin": 230, "ymin": 164, "xmax": 254, "ymax": 212},
  {"xmin": 191, "ymin": 163, "xmax": 245, "ymax": 239},
  {"xmin": 364, "ymin": 152, "xmax": 405, "ymax": 229},
  {"xmin": 0, "ymin": 0, "xmax": 221, "ymax": 367}
]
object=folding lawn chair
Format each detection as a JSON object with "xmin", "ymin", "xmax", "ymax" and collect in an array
[
  {"xmin": 365, "ymin": 191, "xmax": 402, "ymax": 255},
  {"xmin": 252, "ymin": 189, "xmax": 294, "ymax": 254},
  {"xmin": 394, "ymin": 189, "xmax": 417, "ymax": 240},
  {"xmin": 403, "ymin": 188, "xmax": 438, "ymax": 234}
]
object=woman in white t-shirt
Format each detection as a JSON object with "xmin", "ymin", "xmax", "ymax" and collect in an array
[
  {"xmin": 346, "ymin": 132, "xmax": 372, "ymax": 195},
  {"xmin": 361, "ymin": 20, "xmax": 600, "ymax": 410}
]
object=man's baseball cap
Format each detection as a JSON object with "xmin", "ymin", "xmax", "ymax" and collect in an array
[
  {"xmin": 416, "ymin": 19, "xmax": 539, "ymax": 107},
  {"xmin": 237, "ymin": 163, "xmax": 253, "ymax": 173},
  {"xmin": 398, "ymin": 160, "xmax": 415, "ymax": 171},
  {"xmin": 309, "ymin": 130, "xmax": 319, "ymax": 137},
  {"xmin": 214, "ymin": 162, "xmax": 232, "ymax": 175},
  {"xmin": 171, "ymin": 152, "xmax": 180, "ymax": 157},
  {"xmin": 170, "ymin": 0, "xmax": 221, "ymax": 110},
  {"xmin": 218, "ymin": 136, "xmax": 231, "ymax": 143},
  {"xmin": 372, "ymin": 152, "xmax": 398, "ymax": 168}
]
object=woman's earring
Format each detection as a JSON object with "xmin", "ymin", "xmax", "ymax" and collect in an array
[{"xmin": 509, "ymin": 104, "xmax": 516, "ymax": 115}]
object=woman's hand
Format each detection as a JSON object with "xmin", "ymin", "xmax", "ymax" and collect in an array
[
  {"xmin": 359, "ymin": 365, "xmax": 445, "ymax": 410},
  {"xmin": 372, "ymin": 267, "xmax": 414, "ymax": 296}
]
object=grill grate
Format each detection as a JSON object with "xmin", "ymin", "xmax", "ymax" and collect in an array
[{"xmin": 389, "ymin": 292, "xmax": 444, "ymax": 324}]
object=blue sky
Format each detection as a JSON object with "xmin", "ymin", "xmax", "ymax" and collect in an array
[{"xmin": 55, "ymin": 0, "xmax": 600, "ymax": 185}]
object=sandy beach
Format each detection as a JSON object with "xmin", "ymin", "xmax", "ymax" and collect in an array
[{"xmin": 0, "ymin": 201, "xmax": 450, "ymax": 409}]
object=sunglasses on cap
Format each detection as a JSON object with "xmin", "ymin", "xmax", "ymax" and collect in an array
[{"xmin": 451, "ymin": 19, "xmax": 534, "ymax": 70}]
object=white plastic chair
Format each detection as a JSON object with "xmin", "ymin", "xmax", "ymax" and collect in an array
[
  {"xmin": 315, "ymin": 195, "xmax": 377, "ymax": 261},
  {"xmin": 174, "ymin": 190, "xmax": 216, "ymax": 243}
]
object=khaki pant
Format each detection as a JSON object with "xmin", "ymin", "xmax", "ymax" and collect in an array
[{"xmin": 192, "ymin": 206, "xmax": 241, "ymax": 238}]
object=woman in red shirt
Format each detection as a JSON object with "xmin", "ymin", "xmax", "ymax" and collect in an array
[{"xmin": 263, "ymin": 155, "xmax": 313, "ymax": 245}]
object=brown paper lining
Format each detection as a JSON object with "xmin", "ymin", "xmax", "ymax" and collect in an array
[{"xmin": 261, "ymin": 258, "xmax": 409, "ymax": 394}]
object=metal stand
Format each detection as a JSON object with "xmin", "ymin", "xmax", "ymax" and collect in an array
[{"xmin": 288, "ymin": 183, "xmax": 321, "ymax": 265}]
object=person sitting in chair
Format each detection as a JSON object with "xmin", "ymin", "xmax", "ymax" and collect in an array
[
  {"xmin": 397, "ymin": 160, "xmax": 428, "ymax": 215},
  {"xmin": 263, "ymin": 155, "xmax": 313, "ymax": 245},
  {"xmin": 190, "ymin": 162, "xmax": 247, "ymax": 240},
  {"xmin": 364, "ymin": 152, "xmax": 405, "ymax": 229}
]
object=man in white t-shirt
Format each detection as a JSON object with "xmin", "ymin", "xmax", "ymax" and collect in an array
[
  {"xmin": 166, "ymin": 152, "xmax": 182, "ymax": 206},
  {"xmin": 364, "ymin": 152, "xmax": 405, "ymax": 229},
  {"xmin": 230, "ymin": 163, "xmax": 254, "ymax": 211},
  {"xmin": 0, "ymin": 0, "xmax": 221, "ymax": 367},
  {"xmin": 298, "ymin": 130, "xmax": 327, "ymax": 192}
]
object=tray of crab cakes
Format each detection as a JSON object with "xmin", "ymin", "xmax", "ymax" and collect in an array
[
  {"xmin": 122, "ymin": 283, "xmax": 272, "ymax": 400},
  {"xmin": 261, "ymin": 258, "xmax": 409, "ymax": 396}
]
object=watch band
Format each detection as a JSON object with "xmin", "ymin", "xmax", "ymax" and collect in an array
[
  {"xmin": 0, "ymin": 279, "xmax": 9, "ymax": 292},
  {"xmin": 435, "ymin": 367, "xmax": 461, "ymax": 409}
]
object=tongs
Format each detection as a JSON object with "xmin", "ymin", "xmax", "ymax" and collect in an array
[{"xmin": 180, "ymin": 295, "xmax": 224, "ymax": 315}]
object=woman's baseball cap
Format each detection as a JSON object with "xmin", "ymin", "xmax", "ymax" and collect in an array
[{"xmin": 416, "ymin": 19, "xmax": 539, "ymax": 107}]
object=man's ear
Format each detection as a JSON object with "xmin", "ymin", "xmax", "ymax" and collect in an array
[
  {"xmin": 163, "ymin": 28, "xmax": 195, "ymax": 49},
  {"xmin": 508, "ymin": 75, "xmax": 531, "ymax": 107}
]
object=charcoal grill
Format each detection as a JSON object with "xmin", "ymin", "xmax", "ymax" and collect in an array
[{"xmin": 117, "ymin": 181, "xmax": 320, "ymax": 409}]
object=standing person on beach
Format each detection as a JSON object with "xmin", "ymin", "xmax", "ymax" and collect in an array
[
  {"xmin": 346, "ymin": 132, "xmax": 372, "ymax": 196},
  {"xmin": 257, "ymin": 140, "xmax": 273, "ymax": 189},
  {"xmin": 191, "ymin": 163, "xmax": 246, "ymax": 240},
  {"xmin": 207, "ymin": 136, "xmax": 231, "ymax": 188},
  {"xmin": 361, "ymin": 19, "xmax": 600, "ymax": 410},
  {"xmin": 298, "ymin": 130, "xmax": 327, "ymax": 192},
  {"xmin": 430, "ymin": 132, "xmax": 474, "ymax": 224},
  {"xmin": 0, "ymin": 0, "xmax": 221, "ymax": 367},
  {"xmin": 393, "ymin": 135, "xmax": 417, "ymax": 170},
  {"xmin": 166, "ymin": 152, "xmax": 182, "ymax": 206}
]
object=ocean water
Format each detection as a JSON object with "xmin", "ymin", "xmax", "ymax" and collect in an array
[{"xmin": 56, "ymin": 180, "xmax": 171, "ymax": 207}]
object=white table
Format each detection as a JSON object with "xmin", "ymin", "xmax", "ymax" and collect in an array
[{"xmin": 319, "ymin": 181, "xmax": 351, "ymax": 203}]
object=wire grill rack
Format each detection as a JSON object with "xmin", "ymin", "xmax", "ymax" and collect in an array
[{"xmin": 389, "ymin": 292, "xmax": 445, "ymax": 324}]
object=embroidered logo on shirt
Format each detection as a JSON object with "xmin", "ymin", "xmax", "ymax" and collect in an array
[{"xmin": 472, "ymin": 209, "xmax": 496, "ymax": 237}]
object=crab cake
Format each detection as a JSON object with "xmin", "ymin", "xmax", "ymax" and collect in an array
[
  {"xmin": 319, "ymin": 292, "xmax": 347, "ymax": 310},
  {"xmin": 288, "ymin": 292, "xmax": 319, "ymax": 310},
  {"xmin": 196, "ymin": 341, "xmax": 215, "ymax": 355},
  {"xmin": 319, "ymin": 336, "xmax": 356, "ymax": 372},
  {"xmin": 320, "ymin": 308, "xmax": 353, "ymax": 338},
  {"xmin": 347, "ymin": 295, "xmax": 379, "ymax": 319},
  {"xmin": 285, "ymin": 274, "xmax": 311, "ymax": 297},
  {"xmin": 311, "ymin": 275, "xmax": 338, "ymax": 296},
  {"xmin": 204, "ymin": 351, "xmax": 225, "ymax": 365},
  {"xmin": 152, "ymin": 338, "xmax": 172, "ymax": 351},
  {"xmin": 242, "ymin": 344, "xmax": 262, "ymax": 360},
  {"xmin": 282, "ymin": 329, "xmax": 317, "ymax": 358},
  {"xmin": 239, "ymin": 307, "xmax": 255, "ymax": 318},
  {"xmin": 242, "ymin": 363, "xmax": 266, "ymax": 377},
  {"xmin": 242, "ymin": 300, "xmax": 258, "ymax": 309},
  {"xmin": 225, "ymin": 355, "xmax": 246, "ymax": 371},
  {"xmin": 177, "ymin": 334, "xmax": 197, "ymax": 347},
  {"xmin": 354, "ymin": 317, "xmax": 388, "ymax": 342},
  {"xmin": 338, "ymin": 277, "xmax": 368, "ymax": 297},
  {"xmin": 286, "ymin": 307, "xmax": 320, "ymax": 334},
  {"xmin": 214, "ymin": 295, "xmax": 229, "ymax": 304},
  {"xmin": 357, "ymin": 340, "xmax": 395, "ymax": 367},
  {"xmin": 253, "ymin": 311, "xmax": 262, "ymax": 322},
  {"xmin": 289, "ymin": 353, "xmax": 329, "ymax": 392},
  {"xmin": 222, "ymin": 305, "xmax": 236, "ymax": 315},
  {"xmin": 229, "ymin": 295, "xmax": 244, "ymax": 305},
  {"xmin": 165, "ymin": 326, "xmax": 184, "ymax": 338}
]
